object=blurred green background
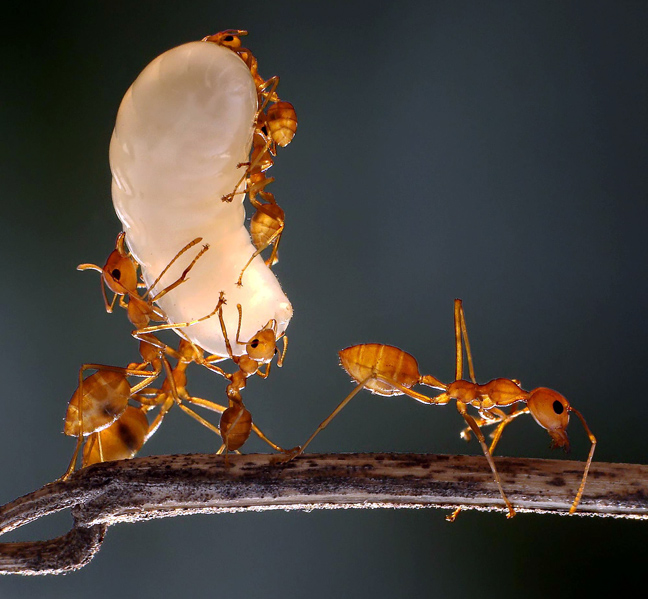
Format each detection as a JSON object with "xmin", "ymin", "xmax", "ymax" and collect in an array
[{"xmin": 1, "ymin": 1, "xmax": 647, "ymax": 596}]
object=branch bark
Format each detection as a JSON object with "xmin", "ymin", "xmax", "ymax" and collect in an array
[{"xmin": 1, "ymin": 452, "xmax": 646, "ymax": 575}]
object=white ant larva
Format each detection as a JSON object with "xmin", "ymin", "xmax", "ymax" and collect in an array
[{"xmin": 110, "ymin": 40, "xmax": 293, "ymax": 357}]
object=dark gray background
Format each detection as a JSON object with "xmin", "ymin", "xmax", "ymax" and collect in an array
[{"xmin": 1, "ymin": 1, "xmax": 646, "ymax": 597}]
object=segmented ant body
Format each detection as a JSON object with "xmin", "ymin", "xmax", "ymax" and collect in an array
[
  {"xmin": 290, "ymin": 300, "xmax": 596, "ymax": 519},
  {"xmin": 202, "ymin": 294, "xmax": 290, "ymax": 456},
  {"xmin": 204, "ymin": 30, "xmax": 296, "ymax": 285},
  {"xmin": 63, "ymin": 364, "xmax": 160, "ymax": 478}
]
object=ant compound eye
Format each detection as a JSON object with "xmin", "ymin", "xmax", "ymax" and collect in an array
[
  {"xmin": 224, "ymin": 35, "xmax": 234, "ymax": 42},
  {"xmin": 553, "ymin": 399, "xmax": 564, "ymax": 415},
  {"xmin": 250, "ymin": 339, "xmax": 260, "ymax": 349},
  {"xmin": 111, "ymin": 268, "xmax": 121, "ymax": 281}
]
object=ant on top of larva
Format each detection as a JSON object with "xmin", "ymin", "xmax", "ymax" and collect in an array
[
  {"xmin": 204, "ymin": 29, "xmax": 297, "ymax": 286},
  {"xmin": 285, "ymin": 299, "xmax": 596, "ymax": 520},
  {"xmin": 198, "ymin": 292, "xmax": 293, "ymax": 459}
]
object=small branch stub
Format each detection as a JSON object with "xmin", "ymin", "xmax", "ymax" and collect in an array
[{"xmin": 0, "ymin": 452, "xmax": 646, "ymax": 575}]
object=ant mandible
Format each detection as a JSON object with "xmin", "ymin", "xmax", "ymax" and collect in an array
[{"xmin": 286, "ymin": 299, "xmax": 596, "ymax": 519}]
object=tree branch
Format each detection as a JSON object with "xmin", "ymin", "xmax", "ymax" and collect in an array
[{"xmin": 1, "ymin": 452, "xmax": 646, "ymax": 575}]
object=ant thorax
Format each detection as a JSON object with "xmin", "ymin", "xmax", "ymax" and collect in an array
[{"xmin": 110, "ymin": 41, "xmax": 292, "ymax": 357}]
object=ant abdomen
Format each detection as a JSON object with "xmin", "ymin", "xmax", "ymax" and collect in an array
[{"xmin": 220, "ymin": 405, "xmax": 253, "ymax": 452}]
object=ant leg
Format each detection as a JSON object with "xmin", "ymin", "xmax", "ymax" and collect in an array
[
  {"xmin": 454, "ymin": 299, "xmax": 477, "ymax": 383},
  {"xmin": 280, "ymin": 376, "xmax": 374, "ymax": 461},
  {"xmin": 237, "ymin": 196, "xmax": 284, "ymax": 286},
  {"xmin": 183, "ymin": 396, "xmax": 291, "ymax": 453},
  {"xmin": 217, "ymin": 297, "xmax": 235, "ymax": 359},
  {"xmin": 255, "ymin": 363, "xmax": 271, "ymax": 379},
  {"xmin": 567, "ymin": 408, "xmax": 597, "ymax": 515},
  {"xmin": 181, "ymin": 396, "xmax": 226, "ymax": 415},
  {"xmin": 277, "ymin": 335, "xmax": 288, "ymax": 367},
  {"xmin": 148, "ymin": 239, "xmax": 209, "ymax": 303},
  {"xmin": 257, "ymin": 76, "xmax": 280, "ymax": 113},
  {"xmin": 77, "ymin": 262, "xmax": 119, "ymax": 313},
  {"xmin": 236, "ymin": 225, "xmax": 283, "ymax": 286},
  {"xmin": 159, "ymin": 357, "xmax": 223, "ymax": 442},
  {"xmin": 453, "ymin": 401, "xmax": 516, "ymax": 520},
  {"xmin": 487, "ymin": 407, "xmax": 529, "ymax": 453},
  {"xmin": 374, "ymin": 377, "xmax": 448, "ymax": 404},
  {"xmin": 458, "ymin": 407, "xmax": 509, "ymax": 443},
  {"xmin": 134, "ymin": 294, "xmax": 226, "ymax": 338},
  {"xmin": 176, "ymin": 402, "xmax": 222, "ymax": 439},
  {"xmin": 237, "ymin": 229, "xmax": 283, "ymax": 286},
  {"xmin": 144, "ymin": 396, "xmax": 174, "ymax": 442},
  {"xmin": 222, "ymin": 132, "xmax": 275, "ymax": 203}
]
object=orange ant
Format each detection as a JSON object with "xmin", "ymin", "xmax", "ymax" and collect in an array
[
  {"xmin": 63, "ymin": 363, "xmax": 160, "ymax": 478},
  {"xmin": 77, "ymin": 232, "xmax": 207, "ymax": 331},
  {"xmin": 287, "ymin": 299, "xmax": 596, "ymax": 519},
  {"xmin": 204, "ymin": 30, "xmax": 297, "ymax": 153},
  {"xmin": 200, "ymin": 292, "xmax": 291, "ymax": 458},
  {"xmin": 204, "ymin": 30, "xmax": 296, "ymax": 286},
  {"xmin": 203, "ymin": 30, "xmax": 279, "ymax": 105}
]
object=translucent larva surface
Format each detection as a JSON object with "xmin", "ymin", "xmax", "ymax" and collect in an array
[{"xmin": 110, "ymin": 41, "xmax": 292, "ymax": 356}]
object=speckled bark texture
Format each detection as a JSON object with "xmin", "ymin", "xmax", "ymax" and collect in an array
[{"xmin": 1, "ymin": 452, "xmax": 647, "ymax": 574}]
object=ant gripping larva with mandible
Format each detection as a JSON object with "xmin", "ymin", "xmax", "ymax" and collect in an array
[
  {"xmin": 200, "ymin": 292, "xmax": 291, "ymax": 457},
  {"xmin": 203, "ymin": 30, "xmax": 298, "ymax": 149},
  {"xmin": 287, "ymin": 299, "xmax": 596, "ymax": 520},
  {"xmin": 77, "ymin": 232, "xmax": 208, "ymax": 332}
]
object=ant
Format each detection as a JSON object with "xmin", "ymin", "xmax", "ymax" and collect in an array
[
  {"xmin": 286, "ymin": 299, "xmax": 596, "ymax": 519},
  {"xmin": 77, "ymin": 232, "xmax": 207, "ymax": 332},
  {"xmin": 204, "ymin": 30, "xmax": 296, "ymax": 286},
  {"xmin": 204, "ymin": 30, "xmax": 297, "ymax": 167},
  {"xmin": 201, "ymin": 293, "xmax": 291, "ymax": 458}
]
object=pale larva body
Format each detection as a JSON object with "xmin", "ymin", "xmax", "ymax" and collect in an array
[{"xmin": 110, "ymin": 41, "xmax": 293, "ymax": 356}]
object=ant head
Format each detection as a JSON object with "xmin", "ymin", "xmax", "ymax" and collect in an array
[
  {"xmin": 246, "ymin": 325, "xmax": 278, "ymax": 363},
  {"xmin": 103, "ymin": 249, "xmax": 138, "ymax": 295},
  {"xmin": 204, "ymin": 30, "xmax": 247, "ymax": 50},
  {"xmin": 527, "ymin": 387, "xmax": 571, "ymax": 451}
]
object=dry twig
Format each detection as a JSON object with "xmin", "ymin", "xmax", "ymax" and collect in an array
[{"xmin": 1, "ymin": 452, "xmax": 646, "ymax": 575}]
